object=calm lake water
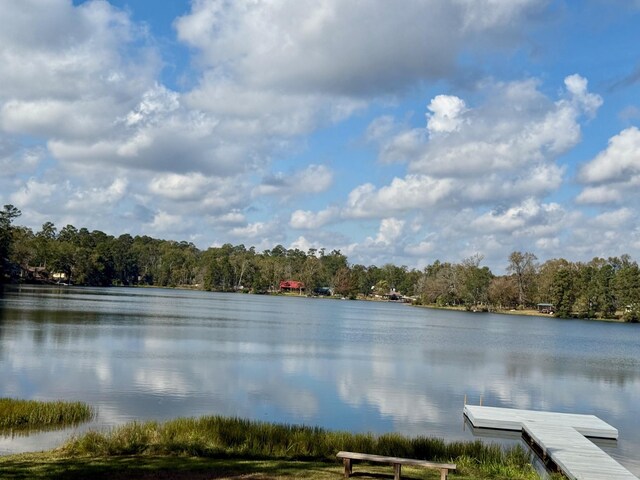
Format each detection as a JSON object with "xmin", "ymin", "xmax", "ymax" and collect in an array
[{"xmin": 1, "ymin": 285, "xmax": 638, "ymax": 474}]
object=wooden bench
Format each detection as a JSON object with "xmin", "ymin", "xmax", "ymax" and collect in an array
[{"xmin": 336, "ymin": 451, "xmax": 456, "ymax": 480}]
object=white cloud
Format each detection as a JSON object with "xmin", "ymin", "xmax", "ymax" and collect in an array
[
  {"xmin": 408, "ymin": 76, "xmax": 601, "ymax": 176},
  {"xmin": 375, "ymin": 218, "xmax": 406, "ymax": 245},
  {"xmin": 0, "ymin": 0, "xmax": 148, "ymax": 101},
  {"xmin": 8, "ymin": 176, "xmax": 129, "ymax": 225},
  {"xmin": 365, "ymin": 116, "xmax": 397, "ymax": 143},
  {"xmin": 344, "ymin": 176, "xmax": 454, "ymax": 219},
  {"xmin": 454, "ymin": 0, "xmax": 544, "ymax": 32},
  {"xmin": 289, "ymin": 235, "xmax": 320, "ymax": 253},
  {"xmin": 564, "ymin": 74, "xmax": 602, "ymax": 117},
  {"xmin": 10, "ymin": 178, "xmax": 57, "ymax": 208},
  {"xmin": 576, "ymin": 186, "xmax": 622, "ymax": 205},
  {"xmin": 253, "ymin": 165, "xmax": 334, "ymax": 199},
  {"xmin": 147, "ymin": 210, "xmax": 187, "ymax": 233},
  {"xmin": 464, "ymin": 163, "xmax": 565, "ymax": 203},
  {"xmin": 65, "ymin": 178, "xmax": 128, "ymax": 212},
  {"xmin": 124, "ymin": 84, "xmax": 180, "ymax": 127},
  {"xmin": 149, "ymin": 173, "xmax": 210, "ymax": 201},
  {"xmin": 230, "ymin": 221, "xmax": 280, "ymax": 240},
  {"xmin": 470, "ymin": 199, "xmax": 565, "ymax": 235},
  {"xmin": 426, "ymin": 95, "xmax": 468, "ymax": 135},
  {"xmin": 215, "ymin": 211, "xmax": 246, "ymax": 226},
  {"xmin": 175, "ymin": 0, "xmax": 542, "ymax": 97},
  {"xmin": 590, "ymin": 208, "xmax": 633, "ymax": 229},
  {"xmin": 404, "ymin": 240, "xmax": 436, "ymax": 256},
  {"xmin": 578, "ymin": 126, "xmax": 640, "ymax": 184},
  {"xmin": 171, "ymin": 0, "xmax": 548, "ymax": 176},
  {"xmin": 290, "ymin": 208, "xmax": 338, "ymax": 230},
  {"xmin": 379, "ymin": 130, "xmax": 426, "ymax": 165}
]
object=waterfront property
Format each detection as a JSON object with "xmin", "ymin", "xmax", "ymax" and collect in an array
[{"xmin": 464, "ymin": 405, "xmax": 638, "ymax": 480}]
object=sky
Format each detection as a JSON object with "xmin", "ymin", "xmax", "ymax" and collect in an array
[{"xmin": 1, "ymin": 0, "xmax": 640, "ymax": 273}]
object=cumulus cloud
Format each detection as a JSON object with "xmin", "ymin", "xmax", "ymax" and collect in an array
[
  {"xmin": 290, "ymin": 208, "xmax": 339, "ymax": 230},
  {"xmin": 147, "ymin": 210, "xmax": 189, "ymax": 233},
  {"xmin": 590, "ymin": 208, "xmax": 633, "ymax": 229},
  {"xmin": 0, "ymin": 0, "xmax": 158, "ymax": 149},
  {"xmin": 172, "ymin": 0, "xmax": 548, "ymax": 174},
  {"xmin": 427, "ymin": 95, "xmax": 468, "ymax": 135},
  {"xmin": 407, "ymin": 76, "xmax": 601, "ymax": 176},
  {"xmin": 470, "ymin": 199, "xmax": 565, "ymax": 236},
  {"xmin": 329, "ymin": 76, "xmax": 600, "ymax": 221},
  {"xmin": 404, "ymin": 240, "xmax": 437, "ymax": 256},
  {"xmin": 149, "ymin": 172, "xmax": 211, "ymax": 201},
  {"xmin": 175, "ymin": 0, "xmax": 543, "ymax": 97},
  {"xmin": 65, "ymin": 178, "xmax": 128, "ymax": 212},
  {"xmin": 253, "ymin": 165, "xmax": 334, "ymax": 199},
  {"xmin": 10, "ymin": 178, "xmax": 57, "ymax": 210},
  {"xmin": 375, "ymin": 218, "xmax": 406, "ymax": 245},
  {"xmin": 230, "ymin": 221, "xmax": 282, "ymax": 240},
  {"xmin": 343, "ymin": 75, "xmax": 601, "ymax": 235},
  {"xmin": 576, "ymin": 186, "xmax": 622, "ymax": 205},
  {"xmin": 344, "ymin": 176, "xmax": 454, "ymax": 219},
  {"xmin": 578, "ymin": 126, "xmax": 640, "ymax": 184},
  {"xmin": 9, "ymin": 176, "xmax": 129, "ymax": 228}
]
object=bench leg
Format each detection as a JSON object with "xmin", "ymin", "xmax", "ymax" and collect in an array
[
  {"xmin": 394, "ymin": 463, "xmax": 401, "ymax": 480},
  {"xmin": 343, "ymin": 458, "xmax": 352, "ymax": 478},
  {"xmin": 440, "ymin": 468, "xmax": 448, "ymax": 480}
]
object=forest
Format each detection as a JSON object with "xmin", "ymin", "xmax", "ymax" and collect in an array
[{"xmin": 1, "ymin": 205, "xmax": 639, "ymax": 321}]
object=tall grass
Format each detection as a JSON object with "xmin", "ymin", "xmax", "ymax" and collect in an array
[
  {"xmin": 0, "ymin": 398, "xmax": 95, "ymax": 430},
  {"xmin": 62, "ymin": 415, "xmax": 534, "ymax": 474}
]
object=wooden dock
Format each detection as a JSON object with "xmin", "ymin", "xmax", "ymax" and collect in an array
[{"xmin": 463, "ymin": 405, "xmax": 637, "ymax": 480}]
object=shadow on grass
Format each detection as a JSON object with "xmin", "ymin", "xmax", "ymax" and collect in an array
[
  {"xmin": 0, "ymin": 455, "xmax": 453, "ymax": 480},
  {"xmin": 0, "ymin": 455, "xmax": 335, "ymax": 480}
]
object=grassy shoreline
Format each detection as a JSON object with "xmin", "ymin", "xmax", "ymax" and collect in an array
[{"xmin": 0, "ymin": 414, "xmax": 548, "ymax": 479}]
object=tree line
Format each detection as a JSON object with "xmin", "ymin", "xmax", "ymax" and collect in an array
[{"xmin": 1, "ymin": 205, "xmax": 639, "ymax": 321}]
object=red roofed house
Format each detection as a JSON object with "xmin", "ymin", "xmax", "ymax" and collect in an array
[{"xmin": 279, "ymin": 280, "xmax": 305, "ymax": 293}]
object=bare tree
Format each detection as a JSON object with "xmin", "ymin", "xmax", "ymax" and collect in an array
[{"xmin": 507, "ymin": 251, "xmax": 538, "ymax": 307}]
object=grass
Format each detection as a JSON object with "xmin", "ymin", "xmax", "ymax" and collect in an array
[
  {"xmin": 61, "ymin": 416, "xmax": 528, "ymax": 463},
  {"xmin": 0, "ymin": 452, "xmax": 549, "ymax": 480},
  {"xmin": 0, "ymin": 398, "xmax": 95, "ymax": 431},
  {"xmin": 0, "ymin": 414, "xmax": 551, "ymax": 479}
]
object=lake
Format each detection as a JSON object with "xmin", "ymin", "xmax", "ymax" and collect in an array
[{"xmin": 0, "ymin": 285, "xmax": 638, "ymax": 474}]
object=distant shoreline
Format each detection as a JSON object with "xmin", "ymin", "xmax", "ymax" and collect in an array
[
  {"xmin": 414, "ymin": 303, "xmax": 629, "ymax": 323},
  {"xmin": 8, "ymin": 283, "xmax": 633, "ymax": 323}
]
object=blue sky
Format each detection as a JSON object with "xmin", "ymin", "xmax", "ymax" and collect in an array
[{"xmin": 1, "ymin": 0, "xmax": 639, "ymax": 273}]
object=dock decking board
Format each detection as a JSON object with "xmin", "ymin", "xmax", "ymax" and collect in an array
[{"xmin": 463, "ymin": 405, "xmax": 637, "ymax": 480}]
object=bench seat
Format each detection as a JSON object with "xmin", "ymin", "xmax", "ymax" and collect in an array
[{"xmin": 336, "ymin": 451, "xmax": 456, "ymax": 480}]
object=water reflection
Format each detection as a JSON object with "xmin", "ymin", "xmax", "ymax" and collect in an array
[{"xmin": 0, "ymin": 285, "xmax": 638, "ymax": 474}]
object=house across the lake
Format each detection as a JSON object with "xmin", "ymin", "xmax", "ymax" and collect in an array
[
  {"xmin": 313, "ymin": 286, "xmax": 332, "ymax": 296},
  {"xmin": 279, "ymin": 280, "xmax": 305, "ymax": 292},
  {"xmin": 537, "ymin": 303, "xmax": 555, "ymax": 314}
]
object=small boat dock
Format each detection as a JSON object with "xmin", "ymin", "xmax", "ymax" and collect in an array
[{"xmin": 463, "ymin": 405, "xmax": 637, "ymax": 480}]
